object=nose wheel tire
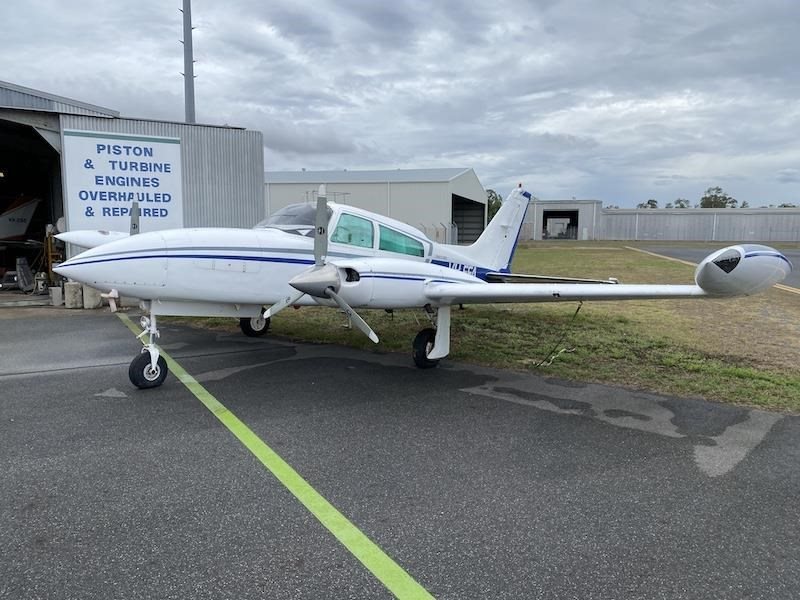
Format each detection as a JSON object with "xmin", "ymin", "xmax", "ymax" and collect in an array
[
  {"xmin": 240, "ymin": 315, "xmax": 270, "ymax": 337},
  {"xmin": 412, "ymin": 327, "xmax": 440, "ymax": 369},
  {"xmin": 129, "ymin": 353, "xmax": 168, "ymax": 389}
]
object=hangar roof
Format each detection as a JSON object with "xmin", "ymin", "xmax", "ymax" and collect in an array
[
  {"xmin": 265, "ymin": 168, "xmax": 473, "ymax": 184},
  {"xmin": 0, "ymin": 80, "xmax": 119, "ymax": 118}
]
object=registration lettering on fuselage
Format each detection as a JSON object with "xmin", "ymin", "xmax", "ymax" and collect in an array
[{"xmin": 447, "ymin": 262, "xmax": 477, "ymax": 276}]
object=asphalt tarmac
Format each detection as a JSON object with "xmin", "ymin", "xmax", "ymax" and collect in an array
[{"xmin": 1, "ymin": 308, "xmax": 798, "ymax": 599}]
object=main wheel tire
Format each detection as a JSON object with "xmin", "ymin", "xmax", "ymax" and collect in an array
[
  {"xmin": 412, "ymin": 328, "xmax": 440, "ymax": 369},
  {"xmin": 240, "ymin": 315, "xmax": 270, "ymax": 337},
  {"xmin": 129, "ymin": 353, "xmax": 168, "ymax": 389}
]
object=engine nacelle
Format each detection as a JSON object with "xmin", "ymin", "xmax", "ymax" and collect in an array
[{"xmin": 695, "ymin": 244, "xmax": 792, "ymax": 296}]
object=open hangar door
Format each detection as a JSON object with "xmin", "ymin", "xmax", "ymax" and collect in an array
[
  {"xmin": 0, "ymin": 118, "xmax": 62, "ymax": 280},
  {"xmin": 542, "ymin": 209, "xmax": 579, "ymax": 240},
  {"xmin": 452, "ymin": 193, "xmax": 485, "ymax": 243}
]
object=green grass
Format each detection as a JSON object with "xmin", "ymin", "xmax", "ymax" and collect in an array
[{"xmin": 169, "ymin": 243, "xmax": 800, "ymax": 413}]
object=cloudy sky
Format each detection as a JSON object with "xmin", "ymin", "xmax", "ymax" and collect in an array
[{"xmin": 2, "ymin": 0, "xmax": 799, "ymax": 206}]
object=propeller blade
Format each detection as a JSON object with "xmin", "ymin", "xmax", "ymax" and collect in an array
[
  {"xmin": 326, "ymin": 288, "xmax": 379, "ymax": 344},
  {"xmin": 264, "ymin": 290, "xmax": 306, "ymax": 319},
  {"xmin": 314, "ymin": 184, "xmax": 328, "ymax": 266}
]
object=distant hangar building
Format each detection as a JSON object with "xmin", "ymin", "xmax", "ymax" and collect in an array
[
  {"xmin": 264, "ymin": 168, "xmax": 488, "ymax": 243},
  {"xmin": 0, "ymin": 79, "xmax": 264, "ymax": 268}
]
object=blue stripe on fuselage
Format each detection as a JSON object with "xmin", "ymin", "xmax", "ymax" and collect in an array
[{"xmin": 60, "ymin": 253, "xmax": 316, "ymax": 268}]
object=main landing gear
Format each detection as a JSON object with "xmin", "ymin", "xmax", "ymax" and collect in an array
[
  {"xmin": 239, "ymin": 314, "xmax": 271, "ymax": 337},
  {"xmin": 412, "ymin": 328, "xmax": 439, "ymax": 369},
  {"xmin": 411, "ymin": 305, "xmax": 451, "ymax": 369},
  {"xmin": 129, "ymin": 311, "xmax": 168, "ymax": 389}
]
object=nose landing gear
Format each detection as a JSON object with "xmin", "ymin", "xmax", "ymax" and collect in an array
[
  {"xmin": 129, "ymin": 352, "xmax": 168, "ymax": 388},
  {"xmin": 129, "ymin": 310, "xmax": 169, "ymax": 389}
]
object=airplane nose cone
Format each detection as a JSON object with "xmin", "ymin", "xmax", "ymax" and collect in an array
[
  {"xmin": 53, "ymin": 253, "xmax": 101, "ymax": 286},
  {"xmin": 52, "ymin": 231, "xmax": 167, "ymax": 291}
]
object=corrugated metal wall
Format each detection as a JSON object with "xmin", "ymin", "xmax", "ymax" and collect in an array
[
  {"xmin": 519, "ymin": 203, "xmax": 800, "ymax": 241},
  {"xmin": 0, "ymin": 87, "xmax": 50, "ymax": 111},
  {"xmin": 599, "ymin": 209, "xmax": 800, "ymax": 241},
  {"xmin": 265, "ymin": 180, "xmax": 456, "ymax": 230},
  {"xmin": 0, "ymin": 86, "xmax": 116, "ymax": 118},
  {"xmin": 266, "ymin": 182, "xmax": 390, "ymax": 216},
  {"xmin": 59, "ymin": 115, "xmax": 264, "ymax": 228}
]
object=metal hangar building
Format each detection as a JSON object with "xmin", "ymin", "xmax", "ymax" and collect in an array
[
  {"xmin": 264, "ymin": 168, "xmax": 488, "ymax": 244},
  {"xmin": 0, "ymin": 79, "xmax": 264, "ymax": 270}
]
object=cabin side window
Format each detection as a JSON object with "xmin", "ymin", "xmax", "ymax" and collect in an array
[
  {"xmin": 379, "ymin": 225, "xmax": 425, "ymax": 257},
  {"xmin": 331, "ymin": 213, "xmax": 374, "ymax": 248}
]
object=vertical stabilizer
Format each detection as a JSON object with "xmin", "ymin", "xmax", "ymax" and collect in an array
[{"xmin": 445, "ymin": 186, "xmax": 531, "ymax": 271}]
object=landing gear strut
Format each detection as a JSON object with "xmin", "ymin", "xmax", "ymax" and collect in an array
[{"xmin": 129, "ymin": 310, "xmax": 168, "ymax": 389}]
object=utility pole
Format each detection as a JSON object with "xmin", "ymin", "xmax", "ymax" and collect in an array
[{"xmin": 181, "ymin": 0, "xmax": 196, "ymax": 123}]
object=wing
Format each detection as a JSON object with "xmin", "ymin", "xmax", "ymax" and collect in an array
[{"xmin": 426, "ymin": 244, "xmax": 791, "ymax": 305}]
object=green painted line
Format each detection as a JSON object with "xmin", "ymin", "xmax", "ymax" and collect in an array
[
  {"xmin": 63, "ymin": 129, "xmax": 180, "ymax": 144},
  {"xmin": 117, "ymin": 313, "xmax": 434, "ymax": 599}
]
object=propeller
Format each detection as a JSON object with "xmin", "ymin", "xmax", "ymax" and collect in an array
[
  {"xmin": 314, "ymin": 184, "xmax": 328, "ymax": 266},
  {"xmin": 262, "ymin": 185, "xmax": 379, "ymax": 344}
]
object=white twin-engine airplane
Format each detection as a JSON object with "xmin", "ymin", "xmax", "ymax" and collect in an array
[{"xmin": 55, "ymin": 185, "xmax": 791, "ymax": 389}]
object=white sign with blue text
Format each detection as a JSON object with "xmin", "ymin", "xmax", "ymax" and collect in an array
[{"xmin": 63, "ymin": 130, "xmax": 183, "ymax": 232}]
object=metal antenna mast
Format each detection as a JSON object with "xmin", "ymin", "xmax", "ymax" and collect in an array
[{"xmin": 180, "ymin": 0, "xmax": 196, "ymax": 123}]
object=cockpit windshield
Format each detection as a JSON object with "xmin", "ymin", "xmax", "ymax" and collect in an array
[{"xmin": 254, "ymin": 202, "xmax": 332, "ymax": 236}]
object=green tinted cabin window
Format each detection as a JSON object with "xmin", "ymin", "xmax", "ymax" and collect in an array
[
  {"xmin": 331, "ymin": 213, "xmax": 374, "ymax": 248},
  {"xmin": 379, "ymin": 225, "xmax": 425, "ymax": 257}
]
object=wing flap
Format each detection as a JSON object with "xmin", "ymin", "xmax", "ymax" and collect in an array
[{"xmin": 484, "ymin": 272, "xmax": 619, "ymax": 285}]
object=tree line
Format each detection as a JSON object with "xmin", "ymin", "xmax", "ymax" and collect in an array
[{"xmin": 631, "ymin": 187, "xmax": 797, "ymax": 209}]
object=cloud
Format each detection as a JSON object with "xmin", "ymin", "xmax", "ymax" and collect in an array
[
  {"xmin": 777, "ymin": 168, "xmax": 800, "ymax": 184},
  {"xmin": 0, "ymin": 0, "xmax": 798, "ymax": 206}
]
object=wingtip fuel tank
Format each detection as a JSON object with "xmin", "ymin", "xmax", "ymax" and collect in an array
[{"xmin": 695, "ymin": 244, "xmax": 792, "ymax": 296}]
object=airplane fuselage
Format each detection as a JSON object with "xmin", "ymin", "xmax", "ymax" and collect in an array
[{"xmin": 57, "ymin": 226, "xmax": 485, "ymax": 312}]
